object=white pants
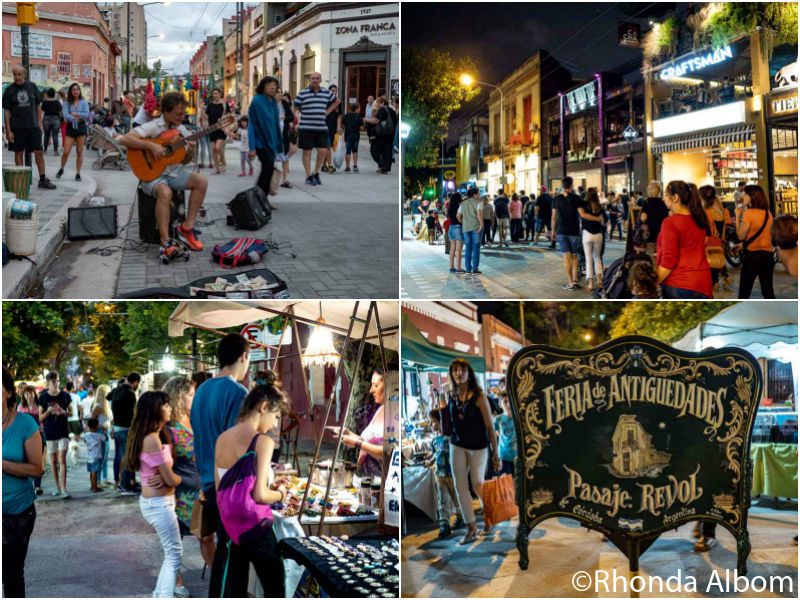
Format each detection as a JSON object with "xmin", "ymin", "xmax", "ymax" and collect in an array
[
  {"xmin": 139, "ymin": 495, "xmax": 183, "ymax": 598},
  {"xmin": 450, "ymin": 444, "xmax": 488, "ymax": 525},
  {"xmin": 582, "ymin": 229, "xmax": 604, "ymax": 281}
]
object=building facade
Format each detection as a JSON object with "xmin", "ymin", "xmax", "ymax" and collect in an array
[
  {"xmin": 97, "ymin": 2, "xmax": 147, "ymax": 72},
  {"xmin": 455, "ymin": 115, "xmax": 489, "ymax": 190},
  {"xmin": 644, "ymin": 23, "xmax": 798, "ymax": 214},
  {"xmin": 2, "ymin": 3, "xmax": 115, "ymax": 104},
  {"xmin": 251, "ymin": 2, "xmax": 398, "ymax": 116},
  {"xmin": 484, "ymin": 51, "xmax": 572, "ymax": 195},
  {"xmin": 480, "ymin": 314, "xmax": 522, "ymax": 380}
]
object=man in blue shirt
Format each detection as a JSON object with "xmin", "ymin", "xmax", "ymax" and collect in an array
[{"xmin": 191, "ymin": 333, "xmax": 250, "ymax": 597}]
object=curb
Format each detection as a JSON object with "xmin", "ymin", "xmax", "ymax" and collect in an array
[{"xmin": 2, "ymin": 175, "xmax": 98, "ymax": 298}]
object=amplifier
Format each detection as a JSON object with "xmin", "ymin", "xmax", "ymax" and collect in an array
[
  {"xmin": 67, "ymin": 205, "xmax": 118, "ymax": 240},
  {"xmin": 137, "ymin": 186, "xmax": 186, "ymax": 244}
]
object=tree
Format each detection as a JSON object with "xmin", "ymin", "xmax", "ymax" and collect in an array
[
  {"xmin": 2, "ymin": 302, "xmax": 85, "ymax": 379},
  {"xmin": 402, "ymin": 48, "xmax": 480, "ymax": 168},
  {"xmin": 504, "ymin": 302, "xmax": 626, "ymax": 350},
  {"xmin": 610, "ymin": 302, "xmax": 733, "ymax": 343}
]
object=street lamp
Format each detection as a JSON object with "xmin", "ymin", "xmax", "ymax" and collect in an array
[
  {"xmin": 400, "ymin": 121, "xmax": 411, "ymax": 240},
  {"xmin": 278, "ymin": 40, "xmax": 286, "ymax": 88},
  {"xmin": 460, "ymin": 73, "xmax": 505, "ymax": 194}
]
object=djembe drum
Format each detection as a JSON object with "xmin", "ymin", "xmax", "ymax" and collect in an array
[{"xmin": 3, "ymin": 166, "xmax": 32, "ymax": 200}]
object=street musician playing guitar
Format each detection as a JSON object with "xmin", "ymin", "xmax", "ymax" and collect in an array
[{"xmin": 119, "ymin": 92, "xmax": 231, "ymax": 263}]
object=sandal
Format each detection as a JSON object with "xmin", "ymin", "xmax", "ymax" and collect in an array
[
  {"xmin": 458, "ymin": 529, "xmax": 478, "ymax": 545},
  {"xmin": 280, "ymin": 182, "xmax": 293, "ymax": 189}
]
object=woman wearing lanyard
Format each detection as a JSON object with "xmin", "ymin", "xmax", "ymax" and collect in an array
[
  {"xmin": 247, "ymin": 77, "xmax": 282, "ymax": 204},
  {"xmin": 56, "ymin": 83, "xmax": 90, "ymax": 181},
  {"xmin": 439, "ymin": 358, "xmax": 501, "ymax": 545}
]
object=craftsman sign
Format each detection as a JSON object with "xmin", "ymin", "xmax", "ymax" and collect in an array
[
  {"xmin": 659, "ymin": 46, "xmax": 733, "ymax": 80},
  {"xmin": 507, "ymin": 336, "xmax": 761, "ymax": 574}
]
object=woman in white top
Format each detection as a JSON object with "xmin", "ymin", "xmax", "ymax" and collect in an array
[
  {"xmin": 338, "ymin": 370, "xmax": 386, "ymax": 476},
  {"xmin": 91, "ymin": 384, "xmax": 113, "ymax": 486}
]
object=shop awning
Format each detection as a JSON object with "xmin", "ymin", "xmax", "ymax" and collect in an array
[
  {"xmin": 651, "ymin": 124, "xmax": 754, "ymax": 154},
  {"xmin": 401, "ymin": 313, "xmax": 486, "ymax": 372},
  {"xmin": 168, "ymin": 301, "xmax": 398, "ymax": 350}
]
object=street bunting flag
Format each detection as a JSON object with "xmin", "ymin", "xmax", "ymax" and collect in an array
[{"xmin": 507, "ymin": 336, "xmax": 761, "ymax": 574}]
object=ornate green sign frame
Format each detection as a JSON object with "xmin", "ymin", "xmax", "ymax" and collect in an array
[{"xmin": 507, "ymin": 336, "xmax": 761, "ymax": 574}]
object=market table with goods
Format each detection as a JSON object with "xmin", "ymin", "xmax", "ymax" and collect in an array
[{"xmin": 250, "ymin": 464, "xmax": 386, "ymax": 597}]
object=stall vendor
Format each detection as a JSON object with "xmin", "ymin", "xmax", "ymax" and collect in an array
[{"xmin": 337, "ymin": 370, "xmax": 385, "ymax": 477}]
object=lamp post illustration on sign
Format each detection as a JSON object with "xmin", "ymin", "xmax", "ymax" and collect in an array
[{"xmin": 506, "ymin": 336, "xmax": 762, "ymax": 575}]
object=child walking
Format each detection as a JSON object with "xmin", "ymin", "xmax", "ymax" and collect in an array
[
  {"xmin": 493, "ymin": 395, "xmax": 517, "ymax": 475},
  {"xmin": 427, "ymin": 409, "xmax": 463, "ymax": 538},
  {"xmin": 83, "ymin": 417, "xmax": 104, "ymax": 492},
  {"xmin": 238, "ymin": 116, "xmax": 254, "ymax": 177},
  {"xmin": 343, "ymin": 102, "xmax": 363, "ymax": 173}
]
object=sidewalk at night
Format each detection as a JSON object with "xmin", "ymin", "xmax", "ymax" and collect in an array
[
  {"xmin": 401, "ymin": 502, "xmax": 798, "ymax": 598},
  {"xmin": 400, "ymin": 215, "xmax": 798, "ymax": 300},
  {"xmin": 33, "ymin": 137, "xmax": 398, "ymax": 299}
]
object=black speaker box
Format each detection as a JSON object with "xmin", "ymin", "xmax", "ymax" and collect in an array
[
  {"xmin": 67, "ymin": 206, "xmax": 118, "ymax": 240},
  {"xmin": 137, "ymin": 186, "xmax": 186, "ymax": 244}
]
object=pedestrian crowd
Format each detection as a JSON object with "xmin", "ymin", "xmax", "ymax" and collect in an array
[
  {"xmin": 406, "ymin": 177, "xmax": 797, "ymax": 299},
  {"xmin": 3, "ymin": 334, "xmax": 291, "ymax": 598}
]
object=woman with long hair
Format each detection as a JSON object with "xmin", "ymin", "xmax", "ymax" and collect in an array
[
  {"xmin": 578, "ymin": 187, "xmax": 606, "ymax": 290},
  {"xmin": 736, "ymin": 184, "xmax": 775, "ymax": 298},
  {"xmin": 162, "ymin": 376, "xmax": 215, "ymax": 590},
  {"xmin": 211, "ymin": 383, "xmax": 289, "ymax": 598},
  {"xmin": 363, "ymin": 96, "xmax": 394, "ymax": 173},
  {"xmin": 656, "ymin": 180, "xmax": 713, "ymax": 299},
  {"xmin": 17, "ymin": 385, "xmax": 44, "ymax": 495},
  {"xmin": 91, "ymin": 384, "xmax": 113, "ymax": 487},
  {"xmin": 437, "ymin": 358, "xmax": 500, "ymax": 545},
  {"xmin": 124, "ymin": 392, "xmax": 184, "ymax": 598},
  {"xmin": 205, "ymin": 88, "xmax": 230, "ymax": 174},
  {"xmin": 448, "ymin": 192, "xmax": 465, "ymax": 273},
  {"xmin": 56, "ymin": 82, "xmax": 90, "ymax": 181},
  {"xmin": 699, "ymin": 185, "xmax": 733, "ymax": 291},
  {"xmin": 248, "ymin": 77, "xmax": 283, "ymax": 204},
  {"xmin": 278, "ymin": 91, "xmax": 297, "ymax": 188},
  {"xmin": 41, "ymin": 87, "xmax": 62, "ymax": 156}
]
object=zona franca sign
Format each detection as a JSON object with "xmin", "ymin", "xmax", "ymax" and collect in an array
[
  {"xmin": 660, "ymin": 46, "xmax": 733, "ymax": 81},
  {"xmin": 507, "ymin": 336, "xmax": 761, "ymax": 573}
]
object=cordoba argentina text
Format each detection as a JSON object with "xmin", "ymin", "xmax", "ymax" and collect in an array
[
  {"xmin": 542, "ymin": 376, "xmax": 727, "ymax": 431},
  {"xmin": 564, "ymin": 465, "xmax": 703, "ymax": 517}
]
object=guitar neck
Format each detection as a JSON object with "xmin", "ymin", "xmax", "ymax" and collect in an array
[{"xmin": 184, "ymin": 121, "xmax": 227, "ymax": 143}]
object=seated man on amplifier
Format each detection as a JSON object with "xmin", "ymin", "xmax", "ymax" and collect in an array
[{"xmin": 118, "ymin": 92, "xmax": 206, "ymax": 262}]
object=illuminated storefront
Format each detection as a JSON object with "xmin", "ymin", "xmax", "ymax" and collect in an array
[
  {"xmin": 646, "ymin": 36, "xmax": 764, "ymax": 205},
  {"xmin": 766, "ymin": 49, "xmax": 798, "ymax": 216}
]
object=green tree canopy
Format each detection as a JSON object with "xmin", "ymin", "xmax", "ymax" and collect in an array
[
  {"xmin": 402, "ymin": 48, "xmax": 480, "ymax": 168},
  {"xmin": 610, "ymin": 302, "xmax": 733, "ymax": 343}
]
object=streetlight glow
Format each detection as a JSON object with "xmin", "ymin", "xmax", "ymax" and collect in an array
[
  {"xmin": 459, "ymin": 73, "xmax": 475, "ymax": 87},
  {"xmin": 399, "ymin": 121, "xmax": 411, "ymax": 140}
]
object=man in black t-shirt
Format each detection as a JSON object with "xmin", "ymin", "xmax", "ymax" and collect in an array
[
  {"xmin": 2, "ymin": 65, "xmax": 56, "ymax": 189},
  {"xmin": 494, "ymin": 189, "xmax": 511, "ymax": 247},
  {"xmin": 534, "ymin": 186, "xmax": 554, "ymax": 245},
  {"xmin": 551, "ymin": 177, "xmax": 582, "ymax": 290},
  {"xmin": 322, "ymin": 84, "xmax": 343, "ymax": 173},
  {"xmin": 110, "ymin": 372, "xmax": 141, "ymax": 494},
  {"xmin": 37, "ymin": 371, "xmax": 72, "ymax": 497}
]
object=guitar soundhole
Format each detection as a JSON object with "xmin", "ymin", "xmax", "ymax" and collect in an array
[{"xmin": 164, "ymin": 147, "xmax": 174, "ymax": 158}]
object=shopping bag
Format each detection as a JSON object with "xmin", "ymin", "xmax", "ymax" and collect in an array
[
  {"xmin": 270, "ymin": 169, "xmax": 281, "ymax": 195},
  {"xmin": 332, "ymin": 133, "xmax": 345, "ymax": 169},
  {"xmin": 482, "ymin": 473, "xmax": 517, "ymax": 526}
]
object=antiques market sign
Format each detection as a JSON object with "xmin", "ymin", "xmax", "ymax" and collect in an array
[{"xmin": 507, "ymin": 336, "xmax": 761, "ymax": 573}]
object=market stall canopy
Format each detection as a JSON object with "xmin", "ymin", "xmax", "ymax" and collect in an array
[
  {"xmin": 168, "ymin": 301, "xmax": 398, "ymax": 350},
  {"xmin": 673, "ymin": 301, "xmax": 798, "ymax": 400},
  {"xmin": 401, "ymin": 313, "xmax": 485, "ymax": 372}
]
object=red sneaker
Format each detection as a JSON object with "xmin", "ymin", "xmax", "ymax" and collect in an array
[{"xmin": 176, "ymin": 225, "xmax": 204, "ymax": 251}]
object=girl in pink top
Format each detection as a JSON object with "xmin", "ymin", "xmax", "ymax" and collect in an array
[{"xmin": 124, "ymin": 392, "xmax": 184, "ymax": 597}]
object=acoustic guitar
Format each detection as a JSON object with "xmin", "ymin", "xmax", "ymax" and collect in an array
[{"xmin": 128, "ymin": 114, "xmax": 236, "ymax": 181}]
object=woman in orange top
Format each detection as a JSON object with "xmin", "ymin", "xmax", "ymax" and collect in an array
[
  {"xmin": 735, "ymin": 185, "xmax": 775, "ymax": 299},
  {"xmin": 699, "ymin": 185, "xmax": 732, "ymax": 291}
]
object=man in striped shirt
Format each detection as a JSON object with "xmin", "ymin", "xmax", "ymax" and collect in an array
[{"xmin": 293, "ymin": 72, "xmax": 340, "ymax": 186}]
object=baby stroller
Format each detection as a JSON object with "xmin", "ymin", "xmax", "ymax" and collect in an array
[
  {"xmin": 91, "ymin": 124, "xmax": 130, "ymax": 171},
  {"xmin": 593, "ymin": 251, "xmax": 654, "ymax": 299}
]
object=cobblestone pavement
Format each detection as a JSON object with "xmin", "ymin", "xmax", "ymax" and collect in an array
[
  {"xmin": 39, "ymin": 137, "xmax": 398, "ymax": 298},
  {"xmin": 401, "ymin": 215, "xmax": 798, "ymax": 299}
]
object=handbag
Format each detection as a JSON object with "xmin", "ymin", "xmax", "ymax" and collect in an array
[
  {"xmin": 482, "ymin": 473, "xmax": 517, "ymax": 526},
  {"xmin": 375, "ymin": 108, "xmax": 394, "ymax": 137},
  {"xmin": 705, "ymin": 215, "xmax": 726, "ymax": 270},
  {"xmin": 190, "ymin": 497, "xmax": 214, "ymax": 539}
]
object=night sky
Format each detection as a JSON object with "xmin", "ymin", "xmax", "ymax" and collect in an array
[{"xmin": 402, "ymin": 2, "xmax": 690, "ymax": 136}]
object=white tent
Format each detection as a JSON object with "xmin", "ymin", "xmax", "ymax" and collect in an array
[
  {"xmin": 168, "ymin": 300, "xmax": 398, "ymax": 350},
  {"xmin": 674, "ymin": 301, "xmax": 798, "ymax": 401}
]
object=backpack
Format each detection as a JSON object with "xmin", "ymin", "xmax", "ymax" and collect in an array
[
  {"xmin": 217, "ymin": 434, "xmax": 274, "ymax": 546},
  {"xmin": 211, "ymin": 237, "xmax": 269, "ymax": 268},
  {"xmin": 227, "ymin": 187, "xmax": 272, "ymax": 231}
]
